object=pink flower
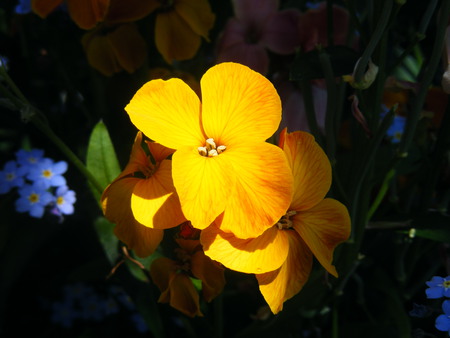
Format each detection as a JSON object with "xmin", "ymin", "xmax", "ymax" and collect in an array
[{"xmin": 216, "ymin": 0, "xmax": 301, "ymax": 75}]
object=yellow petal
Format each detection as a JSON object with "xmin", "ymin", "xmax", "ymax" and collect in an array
[
  {"xmin": 119, "ymin": 131, "xmax": 148, "ymax": 177},
  {"xmin": 107, "ymin": 23, "xmax": 147, "ymax": 74},
  {"xmin": 190, "ymin": 251, "xmax": 225, "ymax": 302},
  {"xmin": 280, "ymin": 129, "xmax": 332, "ymax": 211},
  {"xmin": 201, "ymin": 62, "xmax": 282, "ymax": 146},
  {"xmin": 131, "ymin": 159, "xmax": 186, "ymax": 229},
  {"xmin": 257, "ymin": 231, "xmax": 313, "ymax": 314},
  {"xmin": 32, "ymin": 0, "xmax": 62, "ymax": 18},
  {"xmin": 201, "ymin": 225, "xmax": 289, "ymax": 274},
  {"xmin": 105, "ymin": 0, "xmax": 159, "ymax": 23},
  {"xmin": 174, "ymin": 0, "xmax": 215, "ymax": 40},
  {"xmin": 146, "ymin": 140, "xmax": 175, "ymax": 163},
  {"xmin": 125, "ymin": 78, "xmax": 204, "ymax": 149},
  {"xmin": 155, "ymin": 10, "xmax": 202, "ymax": 63},
  {"xmin": 171, "ymin": 147, "xmax": 234, "ymax": 230},
  {"xmin": 218, "ymin": 142, "xmax": 293, "ymax": 239},
  {"xmin": 67, "ymin": 0, "xmax": 109, "ymax": 30},
  {"xmin": 293, "ymin": 198, "xmax": 351, "ymax": 277}
]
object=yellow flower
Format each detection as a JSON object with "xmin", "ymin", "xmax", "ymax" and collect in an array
[
  {"xmin": 101, "ymin": 131, "xmax": 186, "ymax": 257},
  {"xmin": 150, "ymin": 225, "xmax": 225, "ymax": 317},
  {"xmin": 201, "ymin": 129, "xmax": 351, "ymax": 313},
  {"xmin": 32, "ymin": 0, "xmax": 109, "ymax": 30},
  {"xmin": 125, "ymin": 62, "xmax": 293, "ymax": 239}
]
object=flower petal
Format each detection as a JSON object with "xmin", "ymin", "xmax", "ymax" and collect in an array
[
  {"xmin": 146, "ymin": 140, "xmax": 175, "ymax": 163},
  {"xmin": 125, "ymin": 78, "xmax": 204, "ymax": 149},
  {"xmin": 66, "ymin": 0, "xmax": 109, "ymax": 30},
  {"xmin": 190, "ymin": 251, "xmax": 225, "ymax": 302},
  {"xmin": 174, "ymin": 0, "xmax": 215, "ymax": 40},
  {"xmin": 256, "ymin": 231, "xmax": 313, "ymax": 314},
  {"xmin": 260, "ymin": 9, "xmax": 301, "ymax": 54},
  {"xmin": 218, "ymin": 142, "xmax": 293, "ymax": 239},
  {"xmin": 201, "ymin": 225, "xmax": 289, "ymax": 274},
  {"xmin": 201, "ymin": 62, "xmax": 282, "ymax": 145},
  {"xmin": 155, "ymin": 10, "xmax": 202, "ymax": 63},
  {"xmin": 280, "ymin": 130, "xmax": 331, "ymax": 211},
  {"xmin": 131, "ymin": 159, "xmax": 186, "ymax": 229},
  {"xmin": 293, "ymin": 198, "xmax": 350, "ymax": 277},
  {"xmin": 172, "ymin": 147, "xmax": 234, "ymax": 230},
  {"xmin": 32, "ymin": 0, "xmax": 62, "ymax": 18},
  {"xmin": 232, "ymin": 0, "xmax": 277, "ymax": 24},
  {"xmin": 82, "ymin": 31, "xmax": 121, "ymax": 77},
  {"xmin": 105, "ymin": 0, "xmax": 159, "ymax": 23}
]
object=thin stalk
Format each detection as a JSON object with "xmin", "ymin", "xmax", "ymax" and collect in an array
[{"xmin": 366, "ymin": 168, "xmax": 396, "ymax": 221}]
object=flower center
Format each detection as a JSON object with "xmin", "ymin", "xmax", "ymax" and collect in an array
[
  {"xmin": 198, "ymin": 138, "xmax": 226, "ymax": 157},
  {"xmin": 28, "ymin": 193, "xmax": 39, "ymax": 204},
  {"xmin": 138, "ymin": 162, "xmax": 157, "ymax": 179},
  {"xmin": 277, "ymin": 210, "xmax": 297, "ymax": 230},
  {"xmin": 42, "ymin": 169, "xmax": 53, "ymax": 178},
  {"xmin": 174, "ymin": 248, "xmax": 191, "ymax": 271},
  {"xmin": 443, "ymin": 281, "xmax": 450, "ymax": 288},
  {"xmin": 6, "ymin": 173, "xmax": 15, "ymax": 182},
  {"xmin": 57, "ymin": 196, "xmax": 64, "ymax": 205}
]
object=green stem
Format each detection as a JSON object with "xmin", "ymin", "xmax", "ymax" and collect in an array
[{"xmin": 366, "ymin": 168, "xmax": 396, "ymax": 221}]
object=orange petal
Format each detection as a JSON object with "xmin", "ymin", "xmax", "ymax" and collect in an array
[
  {"xmin": 67, "ymin": 0, "xmax": 109, "ymax": 30},
  {"xmin": 32, "ymin": 0, "xmax": 62, "ymax": 18},
  {"xmin": 125, "ymin": 78, "xmax": 204, "ymax": 149},
  {"xmin": 101, "ymin": 177, "xmax": 163, "ymax": 257},
  {"xmin": 293, "ymin": 198, "xmax": 351, "ymax": 277},
  {"xmin": 256, "ymin": 231, "xmax": 313, "ymax": 314},
  {"xmin": 218, "ymin": 142, "xmax": 293, "ymax": 239},
  {"xmin": 155, "ymin": 10, "xmax": 202, "ymax": 63},
  {"xmin": 280, "ymin": 130, "xmax": 331, "ymax": 211},
  {"xmin": 190, "ymin": 251, "xmax": 225, "ymax": 302},
  {"xmin": 107, "ymin": 23, "xmax": 147, "ymax": 74},
  {"xmin": 105, "ymin": 0, "xmax": 159, "ymax": 23},
  {"xmin": 131, "ymin": 159, "xmax": 186, "ymax": 229},
  {"xmin": 174, "ymin": 0, "xmax": 215, "ymax": 40},
  {"xmin": 201, "ymin": 62, "xmax": 282, "ymax": 146},
  {"xmin": 201, "ymin": 225, "xmax": 289, "ymax": 274},
  {"xmin": 118, "ymin": 131, "xmax": 148, "ymax": 178},
  {"xmin": 171, "ymin": 147, "xmax": 234, "ymax": 230},
  {"xmin": 150, "ymin": 257, "xmax": 176, "ymax": 298},
  {"xmin": 146, "ymin": 140, "xmax": 175, "ymax": 163}
]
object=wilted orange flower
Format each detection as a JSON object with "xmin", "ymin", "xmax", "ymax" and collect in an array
[
  {"xmin": 125, "ymin": 62, "xmax": 293, "ymax": 239},
  {"xmin": 32, "ymin": 0, "xmax": 109, "ymax": 30},
  {"xmin": 150, "ymin": 225, "xmax": 225, "ymax": 317},
  {"xmin": 201, "ymin": 129, "xmax": 351, "ymax": 313},
  {"xmin": 101, "ymin": 131, "xmax": 186, "ymax": 257}
]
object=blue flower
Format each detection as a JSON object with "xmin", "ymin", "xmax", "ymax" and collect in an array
[
  {"xmin": 0, "ymin": 160, "xmax": 27, "ymax": 194},
  {"xmin": 15, "ymin": 181, "xmax": 54, "ymax": 218},
  {"xmin": 386, "ymin": 115, "xmax": 406, "ymax": 144},
  {"xmin": 79, "ymin": 293, "xmax": 107, "ymax": 321},
  {"xmin": 53, "ymin": 185, "xmax": 76, "ymax": 215},
  {"xmin": 27, "ymin": 158, "xmax": 67, "ymax": 189},
  {"xmin": 435, "ymin": 300, "xmax": 450, "ymax": 334},
  {"xmin": 426, "ymin": 276, "xmax": 450, "ymax": 299},
  {"xmin": 15, "ymin": 149, "xmax": 45, "ymax": 168},
  {"xmin": 14, "ymin": 0, "xmax": 32, "ymax": 14},
  {"xmin": 50, "ymin": 299, "xmax": 79, "ymax": 328}
]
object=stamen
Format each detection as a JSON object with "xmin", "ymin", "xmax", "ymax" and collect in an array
[
  {"xmin": 198, "ymin": 138, "xmax": 227, "ymax": 157},
  {"xmin": 205, "ymin": 138, "xmax": 216, "ymax": 150},
  {"xmin": 198, "ymin": 146, "xmax": 208, "ymax": 156},
  {"xmin": 276, "ymin": 210, "xmax": 297, "ymax": 229},
  {"xmin": 208, "ymin": 149, "xmax": 218, "ymax": 156},
  {"xmin": 217, "ymin": 145, "xmax": 226, "ymax": 154}
]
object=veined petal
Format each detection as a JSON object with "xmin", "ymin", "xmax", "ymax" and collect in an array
[
  {"xmin": 218, "ymin": 142, "xmax": 293, "ymax": 239},
  {"xmin": 131, "ymin": 160, "xmax": 186, "ymax": 229},
  {"xmin": 280, "ymin": 129, "xmax": 331, "ymax": 211},
  {"xmin": 201, "ymin": 225, "xmax": 289, "ymax": 274},
  {"xmin": 105, "ymin": 0, "xmax": 159, "ymax": 23},
  {"xmin": 257, "ymin": 231, "xmax": 313, "ymax": 314},
  {"xmin": 32, "ymin": 0, "xmax": 62, "ymax": 18},
  {"xmin": 125, "ymin": 78, "xmax": 204, "ymax": 149},
  {"xmin": 146, "ymin": 140, "xmax": 175, "ymax": 163},
  {"xmin": 174, "ymin": 0, "xmax": 215, "ymax": 40},
  {"xmin": 119, "ymin": 131, "xmax": 149, "ymax": 178},
  {"xmin": 293, "ymin": 198, "xmax": 351, "ymax": 277},
  {"xmin": 66, "ymin": 0, "xmax": 109, "ymax": 30},
  {"xmin": 155, "ymin": 10, "xmax": 202, "ymax": 63},
  {"xmin": 201, "ymin": 62, "xmax": 282, "ymax": 145},
  {"xmin": 172, "ymin": 147, "xmax": 234, "ymax": 230},
  {"xmin": 190, "ymin": 251, "xmax": 225, "ymax": 302}
]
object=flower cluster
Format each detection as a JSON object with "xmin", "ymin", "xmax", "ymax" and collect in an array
[
  {"xmin": 0, "ymin": 148, "xmax": 76, "ymax": 221},
  {"xmin": 102, "ymin": 62, "xmax": 351, "ymax": 316},
  {"xmin": 425, "ymin": 276, "xmax": 450, "ymax": 335}
]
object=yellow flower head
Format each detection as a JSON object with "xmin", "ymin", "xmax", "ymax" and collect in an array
[
  {"xmin": 125, "ymin": 62, "xmax": 294, "ymax": 239},
  {"xmin": 201, "ymin": 129, "xmax": 351, "ymax": 314}
]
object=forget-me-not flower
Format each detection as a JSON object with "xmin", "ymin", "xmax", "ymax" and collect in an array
[
  {"xmin": 15, "ymin": 181, "xmax": 54, "ymax": 218},
  {"xmin": 27, "ymin": 158, "xmax": 67, "ymax": 189},
  {"xmin": 435, "ymin": 300, "xmax": 450, "ymax": 334},
  {"xmin": 52, "ymin": 185, "xmax": 76, "ymax": 215},
  {"xmin": 426, "ymin": 276, "xmax": 450, "ymax": 299},
  {"xmin": 0, "ymin": 160, "xmax": 26, "ymax": 194}
]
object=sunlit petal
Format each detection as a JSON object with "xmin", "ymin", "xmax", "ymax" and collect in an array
[
  {"xmin": 257, "ymin": 231, "xmax": 313, "ymax": 314},
  {"xmin": 201, "ymin": 62, "xmax": 282, "ymax": 145},
  {"xmin": 218, "ymin": 142, "xmax": 293, "ymax": 239},
  {"xmin": 280, "ymin": 129, "xmax": 331, "ymax": 211},
  {"xmin": 293, "ymin": 198, "xmax": 351, "ymax": 277},
  {"xmin": 201, "ymin": 225, "xmax": 289, "ymax": 274},
  {"xmin": 131, "ymin": 160, "xmax": 186, "ymax": 229},
  {"xmin": 125, "ymin": 78, "xmax": 204, "ymax": 149},
  {"xmin": 146, "ymin": 141, "xmax": 175, "ymax": 163},
  {"xmin": 172, "ymin": 147, "xmax": 234, "ymax": 230}
]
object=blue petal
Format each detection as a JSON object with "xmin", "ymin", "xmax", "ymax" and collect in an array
[
  {"xmin": 436, "ymin": 314, "xmax": 450, "ymax": 331},
  {"xmin": 443, "ymin": 300, "xmax": 450, "ymax": 315},
  {"xmin": 426, "ymin": 287, "xmax": 444, "ymax": 299}
]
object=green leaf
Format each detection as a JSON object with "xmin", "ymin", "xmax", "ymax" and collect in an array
[
  {"xmin": 93, "ymin": 216, "xmax": 120, "ymax": 266},
  {"xmin": 86, "ymin": 120, "xmax": 121, "ymax": 202}
]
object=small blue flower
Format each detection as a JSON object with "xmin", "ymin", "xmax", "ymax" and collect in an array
[
  {"xmin": 15, "ymin": 149, "xmax": 45, "ymax": 168},
  {"xmin": 426, "ymin": 276, "xmax": 450, "ymax": 299},
  {"xmin": 0, "ymin": 160, "xmax": 27, "ymax": 194},
  {"xmin": 435, "ymin": 300, "xmax": 450, "ymax": 334},
  {"xmin": 409, "ymin": 303, "xmax": 431, "ymax": 318},
  {"xmin": 27, "ymin": 158, "xmax": 67, "ymax": 189},
  {"xmin": 15, "ymin": 181, "xmax": 54, "ymax": 218},
  {"xmin": 386, "ymin": 115, "xmax": 406, "ymax": 144},
  {"xmin": 14, "ymin": 0, "xmax": 32, "ymax": 14},
  {"xmin": 50, "ymin": 299, "xmax": 79, "ymax": 328},
  {"xmin": 53, "ymin": 185, "xmax": 76, "ymax": 215}
]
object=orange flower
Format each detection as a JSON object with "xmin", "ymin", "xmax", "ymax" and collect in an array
[
  {"xmin": 101, "ymin": 131, "xmax": 186, "ymax": 257},
  {"xmin": 201, "ymin": 129, "xmax": 351, "ymax": 313},
  {"xmin": 32, "ymin": 0, "xmax": 109, "ymax": 30},
  {"xmin": 149, "ymin": 67, "xmax": 201, "ymax": 97},
  {"xmin": 150, "ymin": 226, "xmax": 225, "ymax": 317},
  {"xmin": 125, "ymin": 62, "xmax": 293, "ymax": 239}
]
